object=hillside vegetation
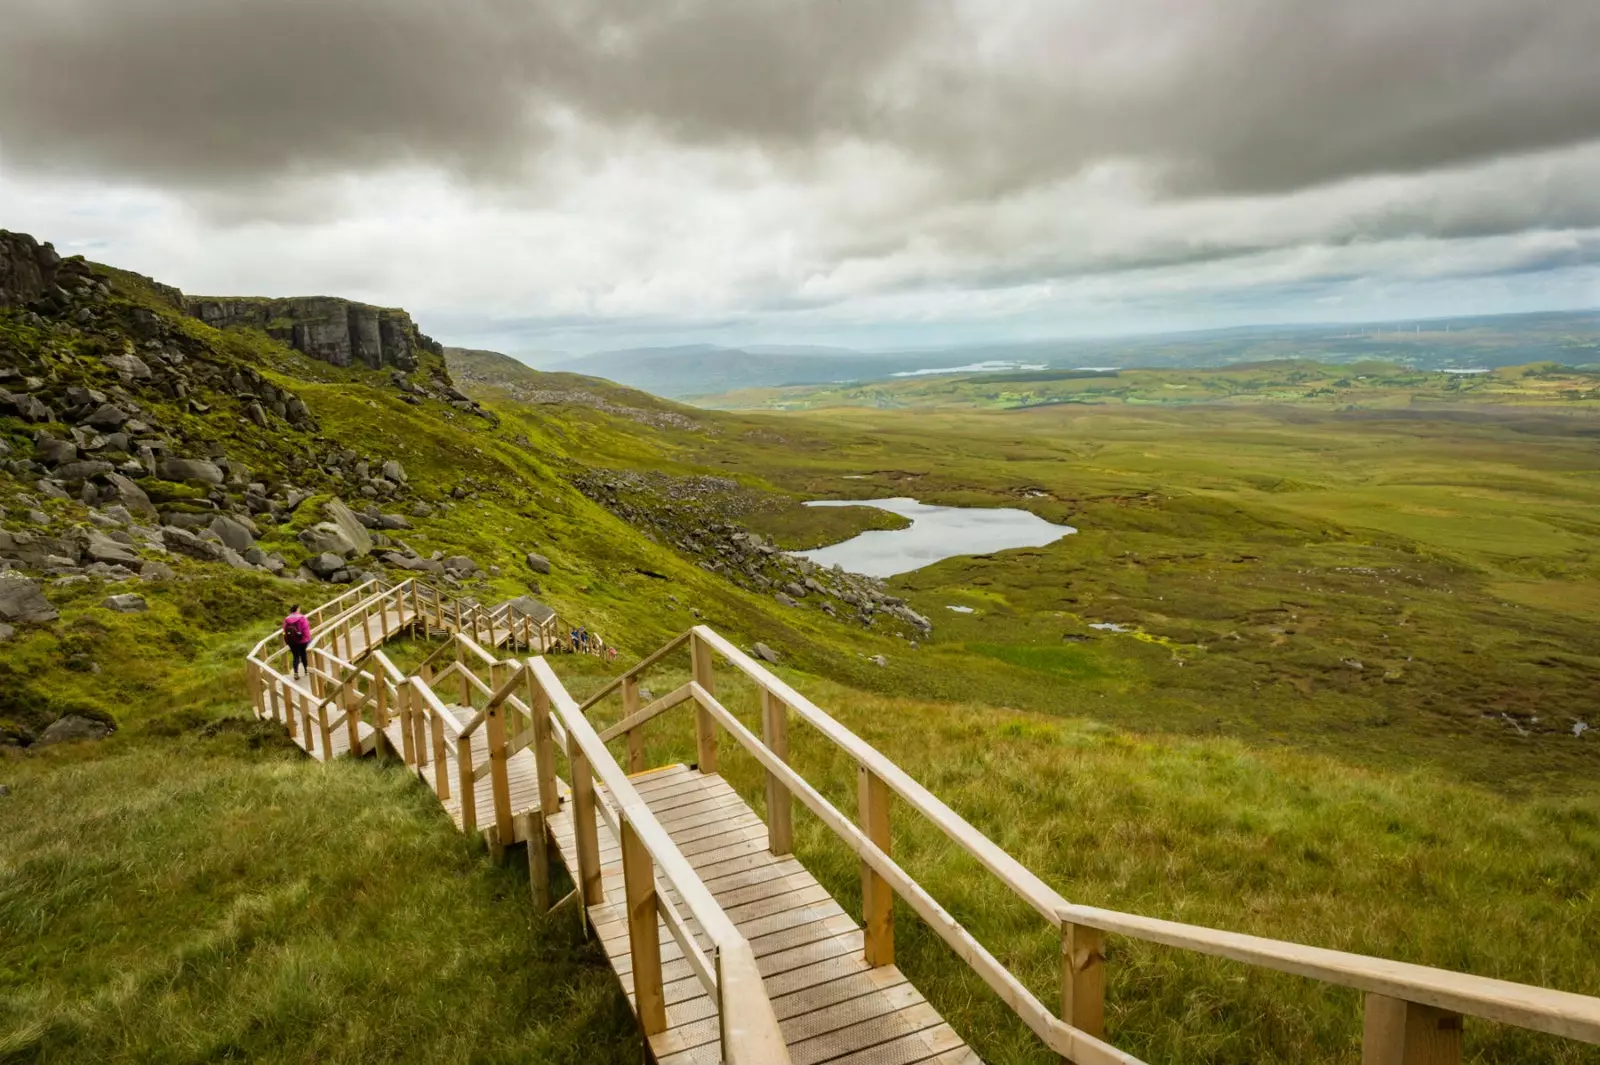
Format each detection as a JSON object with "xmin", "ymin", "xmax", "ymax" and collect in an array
[{"xmin": 1, "ymin": 234, "xmax": 1597, "ymax": 1064}]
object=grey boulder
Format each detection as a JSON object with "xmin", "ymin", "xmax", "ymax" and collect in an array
[
  {"xmin": 101, "ymin": 593, "xmax": 148, "ymax": 613},
  {"xmin": 155, "ymin": 457, "xmax": 224, "ymax": 484},
  {"xmin": 324, "ymin": 497, "xmax": 373, "ymax": 556},
  {"xmin": 525, "ymin": 552, "xmax": 551, "ymax": 574},
  {"xmin": 209, "ymin": 515, "xmax": 256, "ymax": 552},
  {"xmin": 0, "ymin": 575, "xmax": 57, "ymax": 623},
  {"xmin": 35, "ymin": 714, "xmax": 113, "ymax": 747}
]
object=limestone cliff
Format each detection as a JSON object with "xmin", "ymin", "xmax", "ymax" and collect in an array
[{"xmin": 185, "ymin": 296, "xmax": 443, "ymax": 372}]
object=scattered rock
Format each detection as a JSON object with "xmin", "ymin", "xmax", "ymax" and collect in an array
[
  {"xmin": 0, "ymin": 623, "xmax": 14, "ymax": 641},
  {"xmin": 209, "ymin": 515, "xmax": 256, "ymax": 552},
  {"xmin": 155, "ymin": 456, "xmax": 224, "ymax": 484},
  {"xmin": 775, "ymin": 592, "xmax": 798, "ymax": 608},
  {"xmin": 85, "ymin": 402, "xmax": 131, "ymax": 429},
  {"xmin": 0, "ymin": 574, "xmax": 57, "ymax": 623},
  {"xmin": 324, "ymin": 496, "xmax": 373, "ymax": 556},
  {"xmin": 100, "ymin": 473, "xmax": 156, "ymax": 519},
  {"xmin": 35, "ymin": 714, "xmax": 113, "ymax": 747},
  {"xmin": 101, "ymin": 593, "xmax": 148, "ymax": 613},
  {"xmin": 84, "ymin": 533, "xmax": 142, "ymax": 570},
  {"xmin": 870, "ymin": 654, "xmax": 888, "ymax": 668},
  {"xmin": 381, "ymin": 459, "xmax": 407, "ymax": 484},
  {"xmin": 525, "ymin": 552, "xmax": 551, "ymax": 574},
  {"xmin": 752, "ymin": 642, "xmax": 780, "ymax": 664},
  {"xmin": 141, "ymin": 561, "xmax": 175, "ymax": 581},
  {"xmin": 308, "ymin": 552, "xmax": 347, "ymax": 577},
  {"xmin": 299, "ymin": 522, "xmax": 358, "ymax": 557}
]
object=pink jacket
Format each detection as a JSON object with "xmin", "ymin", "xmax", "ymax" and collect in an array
[{"xmin": 283, "ymin": 612, "xmax": 312, "ymax": 644}]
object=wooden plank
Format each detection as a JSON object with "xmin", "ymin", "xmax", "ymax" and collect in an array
[{"xmin": 621, "ymin": 674, "xmax": 645, "ymax": 773}]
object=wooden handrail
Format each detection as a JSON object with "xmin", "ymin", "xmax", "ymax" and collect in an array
[
  {"xmin": 596, "ymin": 683, "xmax": 693, "ymax": 743},
  {"xmin": 526, "ymin": 657, "xmax": 790, "ymax": 1062},
  {"xmin": 687, "ymin": 683, "xmax": 1139, "ymax": 1065},
  {"xmin": 578, "ymin": 631, "xmax": 690, "ymax": 713},
  {"xmin": 690, "ymin": 625, "xmax": 1065, "ymax": 921}
]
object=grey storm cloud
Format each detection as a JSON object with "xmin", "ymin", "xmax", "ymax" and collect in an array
[{"xmin": 4, "ymin": 0, "xmax": 1600, "ymax": 202}]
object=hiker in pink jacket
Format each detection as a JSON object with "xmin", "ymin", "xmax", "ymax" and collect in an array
[{"xmin": 282, "ymin": 605, "xmax": 312, "ymax": 680}]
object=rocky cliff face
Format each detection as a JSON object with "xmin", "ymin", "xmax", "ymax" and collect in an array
[
  {"xmin": 1, "ymin": 231, "xmax": 64, "ymax": 309},
  {"xmin": 186, "ymin": 296, "xmax": 442, "ymax": 372}
]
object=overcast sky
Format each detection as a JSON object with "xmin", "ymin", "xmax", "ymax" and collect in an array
[{"xmin": 4, "ymin": 0, "xmax": 1600, "ymax": 356}]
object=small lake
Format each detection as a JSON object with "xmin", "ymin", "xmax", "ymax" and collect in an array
[{"xmin": 796, "ymin": 497, "xmax": 1076, "ymax": 578}]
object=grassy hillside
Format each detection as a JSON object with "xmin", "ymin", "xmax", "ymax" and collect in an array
[{"xmin": 2, "ymin": 254, "xmax": 1598, "ymax": 1064}]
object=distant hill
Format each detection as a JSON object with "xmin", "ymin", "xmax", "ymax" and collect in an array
[
  {"xmin": 535, "ymin": 310, "xmax": 1600, "ymax": 402},
  {"xmin": 542, "ymin": 345, "xmax": 972, "ymax": 398}
]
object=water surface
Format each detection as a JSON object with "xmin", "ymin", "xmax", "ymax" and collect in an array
[{"xmin": 796, "ymin": 497, "xmax": 1075, "ymax": 578}]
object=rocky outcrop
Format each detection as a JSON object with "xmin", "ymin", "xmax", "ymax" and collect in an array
[
  {"xmin": 185, "ymin": 296, "xmax": 443, "ymax": 371},
  {"xmin": 0, "ymin": 231, "xmax": 61, "ymax": 309}
]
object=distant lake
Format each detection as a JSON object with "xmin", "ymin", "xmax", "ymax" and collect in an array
[{"xmin": 796, "ymin": 497, "xmax": 1076, "ymax": 578}]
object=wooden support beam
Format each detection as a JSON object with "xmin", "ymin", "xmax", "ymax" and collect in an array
[
  {"xmin": 1062, "ymin": 921, "xmax": 1106, "ymax": 1042},
  {"xmin": 317, "ymin": 698, "xmax": 334, "ymax": 762},
  {"xmin": 621, "ymin": 818, "xmax": 668, "ymax": 1036},
  {"xmin": 458, "ymin": 734, "xmax": 476, "ymax": 832},
  {"xmin": 487, "ymin": 701, "xmax": 513, "ymax": 843},
  {"xmin": 762, "ymin": 689, "xmax": 793, "ymax": 856},
  {"xmin": 518, "ymin": 810, "xmax": 550, "ymax": 911},
  {"xmin": 1364, "ymin": 995, "xmax": 1463, "ymax": 1065},
  {"xmin": 859, "ymin": 765, "xmax": 894, "ymax": 966},
  {"xmin": 398, "ymin": 683, "xmax": 415, "ymax": 764},
  {"xmin": 431, "ymin": 713, "xmax": 450, "ymax": 799},
  {"xmin": 621, "ymin": 675, "xmax": 645, "ymax": 774},
  {"xmin": 530, "ymin": 673, "xmax": 559, "ymax": 817},
  {"xmin": 690, "ymin": 633, "xmax": 718, "ymax": 774},
  {"xmin": 568, "ymin": 733, "xmax": 604, "ymax": 906}
]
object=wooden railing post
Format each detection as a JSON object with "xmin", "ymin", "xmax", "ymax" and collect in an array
[
  {"xmin": 568, "ymin": 732, "xmax": 604, "ymax": 906},
  {"xmin": 317, "ymin": 697, "xmax": 334, "ymax": 761},
  {"xmin": 487, "ymin": 699, "xmax": 513, "ymax": 843},
  {"xmin": 456, "ymin": 642, "xmax": 470, "ymax": 707},
  {"xmin": 432, "ymin": 713, "xmax": 451, "ymax": 799},
  {"xmin": 361, "ymin": 608, "xmax": 372, "ymax": 654},
  {"xmin": 859, "ymin": 766, "xmax": 893, "ymax": 966},
  {"xmin": 399, "ymin": 682, "xmax": 415, "ymax": 764},
  {"xmin": 761, "ymin": 689, "xmax": 794, "ymax": 855},
  {"xmin": 345, "ymin": 674, "xmax": 363, "ymax": 755},
  {"xmin": 530, "ymin": 672, "xmax": 559, "ymax": 817},
  {"xmin": 1363, "ymin": 995, "xmax": 1462, "ymax": 1065},
  {"xmin": 517, "ymin": 810, "xmax": 551, "ymax": 911},
  {"xmin": 1062, "ymin": 921, "xmax": 1106, "ymax": 1042},
  {"xmin": 458, "ymin": 733, "xmax": 477, "ymax": 832},
  {"xmin": 622, "ymin": 675, "xmax": 645, "ymax": 774},
  {"xmin": 621, "ymin": 817, "xmax": 667, "ymax": 1035},
  {"xmin": 375, "ymin": 680, "xmax": 389, "ymax": 732},
  {"xmin": 690, "ymin": 633, "xmax": 718, "ymax": 774}
]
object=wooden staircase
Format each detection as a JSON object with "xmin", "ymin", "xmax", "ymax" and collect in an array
[{"xmin": 246, "ymin": 578, "xmax": 1600, "ymax": 1065}]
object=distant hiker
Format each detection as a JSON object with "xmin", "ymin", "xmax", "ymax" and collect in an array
[
  {"xmin": 607, "ymin": 646, "xmax": 618, "ymax": 662},
  {"xmin": 578, "ymin": 626, "xmax": 590, "ymax": 653},
  {"xmin": 283, "ymin": 605, "xmax": 312, "ymax": 680},
  {"xmin": 570, "ymin": 628, "xmax": 581, "ymax": 653}
]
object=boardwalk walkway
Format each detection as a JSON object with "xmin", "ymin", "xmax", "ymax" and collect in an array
[{"xmin": 245, "ymin": 577, "xmax": 1600, "ymax": 1065}]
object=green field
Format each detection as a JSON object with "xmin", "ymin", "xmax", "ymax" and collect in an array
[{"xmin": 3, "ymin": 279, "xmax": 1599, "ymax": 1064}]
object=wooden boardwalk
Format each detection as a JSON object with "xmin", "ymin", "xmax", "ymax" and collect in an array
[
  {"xmin": 551, "ymin": 764, "xmax": 976, "ymax": 1065},
  {"xmin": 245, "ymin": 577, "xmax": 1600, "ymax": 1065}
]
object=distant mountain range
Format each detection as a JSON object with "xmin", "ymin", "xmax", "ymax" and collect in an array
[{"xmin": 511, "ymin": 309, "xmax": 1600, "ymax": 400}]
